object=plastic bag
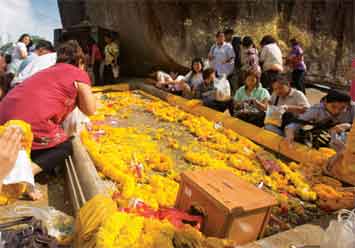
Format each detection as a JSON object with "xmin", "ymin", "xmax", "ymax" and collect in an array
[
  {"xmin": 63, "ymin": 107, "xmax": 90, "ymax": 136},
  {"xmin": 6, "ymin": 206, "xmax": 74, "ymax": 245},
  {"xmin": 320, "ymin": 209, "xmax": 355, "ymax": 248},
  {"xmin": 264, "ymin": 105, "xmax": 285, "ymax": 127},
  {"xmin": 2, "ymin": 149, "xmax": 34, "ymax": 186},
  {"xmin": 214, "ymin": 75, "xmax": 231, "ymax": 102}
]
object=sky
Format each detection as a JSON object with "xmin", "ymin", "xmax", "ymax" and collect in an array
[{"xmin": 0, "ymin": 0, "xmax": 62, "ymax": 44}]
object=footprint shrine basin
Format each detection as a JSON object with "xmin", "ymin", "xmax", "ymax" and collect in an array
[{"xmin": 79, "ymin": 89, "xmax": 354, "ymax": 239}]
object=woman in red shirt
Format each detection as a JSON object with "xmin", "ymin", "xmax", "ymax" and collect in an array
[{"xmin": 0, "ymin": 40, "xmax": 96, "ymax": 178}]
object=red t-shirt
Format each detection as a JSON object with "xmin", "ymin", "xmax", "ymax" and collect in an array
[{"xmin": 0, "ymin": 63, "xmax": 91, "ymax": 150}]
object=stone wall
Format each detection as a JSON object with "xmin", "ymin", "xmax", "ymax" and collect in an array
[{"xmin": 58, "ymin": 0, "xmax": 354, "ymax": 84}]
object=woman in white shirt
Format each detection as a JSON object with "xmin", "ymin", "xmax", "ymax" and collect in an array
[
  {"xmin": 8, "ymin": 34, "xmax": 31, "ymax": 75},
  {"xmin": 259, "ymin": 35, "xmax": 283, "ymax": 92}
]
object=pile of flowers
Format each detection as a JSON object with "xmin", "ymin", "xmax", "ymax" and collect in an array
[{"xmin": 80, "ymin": 91, "xmax": 349, "ymax": 238}]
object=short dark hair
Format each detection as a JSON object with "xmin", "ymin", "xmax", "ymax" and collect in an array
[
  {"xmin": 271, "ymin": 73, "xmax": 290, "ymax": 86},
  {"xmin": 215, "ymin": 31, "xmax": 224, "ymax": 38},
  {"xmin": 202, "ymin": 68, "xmax": 215, "ymax": 80},
  {"xmin": 191, "ymin": 58, "xmax": 204, "ymax": 74},
  {"xmin": 242, "ymin": 36, "xmax": 254, "ymax": 48},
  {"xmin": 290, "ymin": 38, "xmax": 298, "ymax": 46},
  {"xmin": 18, "ymin": 34, "xmax": 30, "ymax": 43},
  {"xmin": 35, "ymin": 40, "xmax": 55, "ymax": 52},
  {"xmin": 224, "ymin": 28, "xmax": 234, "ymax": 36},
  {"xmin": 260, "ymin": 35, "xmax": 276, "ymax": 46},
  {"xmin": 56, "ymin": 40, "xmax": 85, "ymax": 67},
  {"xmin": 0, "ymin": 72, "xmax": 13, "ymax": 97},
  {"xmin": 325, "ymin": 90, "xmax": 351, "ymax": 103}
]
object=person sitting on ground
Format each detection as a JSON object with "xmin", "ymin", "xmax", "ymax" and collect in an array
[
  {"xmin": 284, "ymin": 90, "xmax": 354, "ymax": 151},
  {"xmin": 208, "ymin": 31, "xmax": 235, "ymax": 78},
  {"xmin": 233, "ymin": 65, "xmax": 269, "ymax": 126},
  {"xmin": 194, "ymin": 68, "xmax": 231, "ymax": 112},
  {"xmin": 239, "ymin": 36, "xmax": 259, "ymax": 84},
  {"xmin": 11, "ymin": 41, "xmax": 57, "ymax": 87},
  {"xmin": 259, "ymin": 35, "xmax": 283, "ymax": 91},
  {"xmin": 180, "ymin": 58, "xmax": 204, "ymax": 97},
  {"xmin": 0, "ymin": 127, "xmax": 22, "ymax": 192},
  {"xmin": 17, "ymin": 40, "xmax": 54, "ymax": 74},
  {"xmin": 146, "ymin": 69, "xmax": 186, "ymax": 93},
  {"xmin": 0, "ymin": 40, "xmax": 96, "ymax": 183},
  {"xmin": 8, "ymin": 34, "xmax": 31, "ymax": 75},
  {"xmin": 286, "ymin": 38, "xmax": 306, "ymax": 93},
  {"xmin": 264, "ymin": 74, "xmax": 310, "ymax": 136}
]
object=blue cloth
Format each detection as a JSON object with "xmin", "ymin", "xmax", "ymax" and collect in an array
[{"xmin": 18, "ymin": 53, "xmax": 38, "ymax": 73}]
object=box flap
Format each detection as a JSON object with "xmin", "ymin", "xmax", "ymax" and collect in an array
[{"xmin": 181, "ymin": 169, "xmax": 277, "ymax": 214}]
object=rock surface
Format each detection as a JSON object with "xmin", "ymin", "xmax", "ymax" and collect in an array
[{"xmin": 58, "ymin": 0, "xmax": 354, "ymax": 83}]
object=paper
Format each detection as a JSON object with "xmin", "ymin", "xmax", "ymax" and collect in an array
[{"xmin": 2, "ymin": 150, "xmax": 34, "ymax": 186}]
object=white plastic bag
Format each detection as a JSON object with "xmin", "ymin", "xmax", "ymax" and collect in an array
[
  {"xmin": 2, "ymin": 149, "xmax": 34, "ymax": 186},
  {"xmin": 63, "ymin": 108, "xmax": 90, "ymax": 136},
  {"xmin": 10, "ymin": 206, "xmax": 74, "ymax": 245},
  {"xmin": 320, "ymin": 209, "xmax": 355, "ymax": 248},
  {"xmin": 214, "ymin": 75, "xmax": 231, "ymax": 101},
  {"xmin": 264, "ymin": 105, "xmax": 285, "ymax": 127}
]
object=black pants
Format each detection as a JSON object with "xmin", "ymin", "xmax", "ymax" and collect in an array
[
  {"xmin": 292, "ymin": 69, "xmax": 305, "ymax": 93},
  {"xmin": 92, "ymin": 61, "xmax": 101, "ymax": 85},
  {"xmin": 204, "ymin": 99, "xmax": 233, "ymax": 113},
  {"xmin": 102, "ymin": 65, "xmax": 117, "ymax": 85},
  {"xmin": 31, "ymin": 139, "xmax": 73, "ymax": 173},
  {"xmin": 261, "ymin": 70, "xmax": 279, "ymax": 92}
]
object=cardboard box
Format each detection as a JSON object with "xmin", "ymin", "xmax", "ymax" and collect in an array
[{"xmin": 175, "ymin": 169, "xmax": 277, "ymax": 245}]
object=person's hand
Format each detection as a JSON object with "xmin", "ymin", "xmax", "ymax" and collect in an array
[
  {"xmin": 0, "ymin": 127, "xmax": 22, "ymax": 181},
  {"xmin": 330, "ymin": 123, "xmax": 352, "ymax": 134},
  {"xmin": 208, "ymin": 54, "xmax": 213, "ymax": 61}
]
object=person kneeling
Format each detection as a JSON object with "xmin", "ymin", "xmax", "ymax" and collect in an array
[
  {"xmin": 284, "ymin": 90, "xmax": 354, "ymax": 151},
  {"xmin": 194, "ymin": 68, "xmax": 231, "ymax": 112},
  {"xmin": 232, "ymin": 65, "xmax": 269, "ymax": 126},
  {"xmin": 264, "ymin": 74, "xmax": 310, "ymax": 135}
]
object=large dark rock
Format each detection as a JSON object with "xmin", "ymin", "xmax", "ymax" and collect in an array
[{"xmin": 58, "ymin": 0, "xmax": 354, "ymax": 84}]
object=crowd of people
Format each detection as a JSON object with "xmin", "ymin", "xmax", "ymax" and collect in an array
[
  {"xmin": 0, "ymin": 30, "xmax": 353, "ymax": 200},
  {"xmin": 146, "ymin": 29, "xmax": 355, "ymax": 156}
]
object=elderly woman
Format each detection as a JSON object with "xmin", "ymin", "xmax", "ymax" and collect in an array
[
  {"xmin": 233, "ymin": 66, "xmax": 269, "ymax": 126},
  {"xmin": 0, "ymin": 40, "xmax": 96, "ymax": 177}
]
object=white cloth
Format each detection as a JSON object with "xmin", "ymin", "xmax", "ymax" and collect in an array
[
  {"xmin": 214, "ymin": 76, "xmax": 231, "ymax": 101},
  {"xmin": 260, "ymin": 43, "xmax": 283, "ymax": 71},
  {"xmin": 63, "ymin": 107, "xmax": 90, "ymax": 136},
  {"xmin": 11, "ymin": 52, "xmax": 57, "ymax": 87},
  {"xmin": 2, "ymin": 150, "xmax": 34, "ymax": 186},
  {"xmin": 209, "ymin": 42, "xmax": 235, "ymax": 76},
  {"xmin": 183, "ymin": 71, "xmax": 203, "ymax": 89},
  {"xmin": 156, "ymin": 70, "xmax": 173, "ymax": 83},
  {"xmin": 8, "ymin": 42, "xmax": 28, "ymax": 74}
]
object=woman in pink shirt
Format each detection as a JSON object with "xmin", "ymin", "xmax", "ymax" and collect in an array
[{"xmin": 0, "ymin": 40, "xmax": 96, "ymax": 178}]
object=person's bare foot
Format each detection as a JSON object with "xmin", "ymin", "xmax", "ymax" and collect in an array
[{"xmin": 24, "ymin": 183, "xmax": 43, "ymax": 201}]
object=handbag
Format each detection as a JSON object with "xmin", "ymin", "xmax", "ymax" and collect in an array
[{"xmin": 0, "ymin": 216, "xmax": 58, "ymax": 248}]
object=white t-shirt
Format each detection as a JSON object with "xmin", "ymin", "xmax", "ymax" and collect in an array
[
  {"xmin": 209, "ymin": 42, "xmax": 235, "ymax": 76},
  {"xmin": 8, "ymin": 42, "xmax": 28, "ymax": 74},
  {"xmin": 183, "ymin": 71, "xmax": 203, "ymax": 89},
  {"xmin": 11, "ymin": 52, "xmax": 57, "ymax": 86},
  {"xmin": 260, "ymin": 43, "xmax": 283, "ymax": 71}
]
